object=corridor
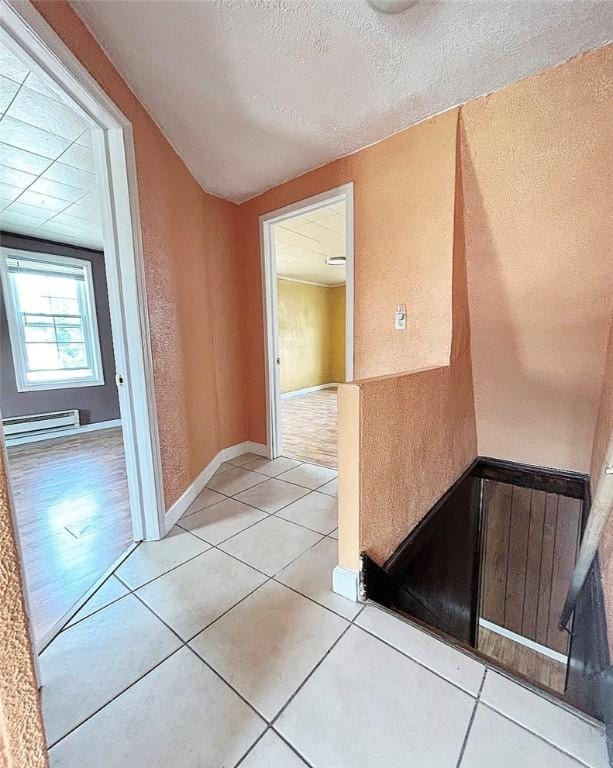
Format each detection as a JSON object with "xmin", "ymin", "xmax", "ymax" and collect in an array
[{"xmin": 42, "ymin": 453, "xmax": 608, "ymax": 768}]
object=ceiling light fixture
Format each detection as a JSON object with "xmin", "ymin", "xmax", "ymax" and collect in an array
[
  {"xmin": 366, "ymin": 0, "xmax": 417, "ymax": 13},
  {"xmin": 326, "ymin": 257, "xmax": 347, "ymax": 266}
]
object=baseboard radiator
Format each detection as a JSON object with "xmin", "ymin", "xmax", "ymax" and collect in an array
[{"xmin": 2, "ymin": 409, "xmax": 80, "ymax": 440}]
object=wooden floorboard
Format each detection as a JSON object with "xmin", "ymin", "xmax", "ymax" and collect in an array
[
  {"xmin": 281, "ymin": 388, "xmax": 338, "ymax": 468},
  {"xmin": 478, "ymin": 625, "xmax": 567, "ymax": 694},
  {"xmin": 6, "ymin": 427, "xmax": 132, "ymax": 644}
]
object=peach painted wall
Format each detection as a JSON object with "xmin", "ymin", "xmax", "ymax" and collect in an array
[
  {"xmin": 357, "ymin": 144, "xmax": 478, "ymax": 564},
  {"xmin": 0, "ymin": 452, "xmax": 48, "ymax": 768},
  {"xmin": 461, "ymin": 45, "xmax": 613, "ymax": 473},
  {"xmin": 238, "ymin": 108, "xmax": 459, "ymax": 444},
  {"xmin": 590, "ymin": 319, "xmax": 613, "ymax": 653},
  {"xmin": 32, "ymin": 1, "xmax": 247, "ymax": 507}
]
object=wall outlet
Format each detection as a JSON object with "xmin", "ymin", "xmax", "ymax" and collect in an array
[{"xmin": 395, "ymin": 304, "xmax": 407, "ymax": 330}]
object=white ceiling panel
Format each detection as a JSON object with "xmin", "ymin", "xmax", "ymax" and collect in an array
[
  {"xmin": 275, "ymin": 203, "xmax": 346, "ymax": 286},
  {"xmin": 0, "ymin": 39, "xmax": 103, "ymax": 250}
]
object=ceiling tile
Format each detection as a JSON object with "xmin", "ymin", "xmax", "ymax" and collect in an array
[
  {"xmin": 273, "ymin": 203, "xmax": 346, "ymax": 285},
  {"xmin": 29, "ymin": 176, "xmax": 87, "ymax": 203},
  {"xmin": 22, "ymin": 71, "xmax": 67, "ymax": 103},
  {"xmin": 18, "ymin": 188, "xmax": 70, "ymax": 213},
  {"xmin": 60, "ymin": 142, "xmax": 95, "ymax": 173},
  {"xmin": 0, "ymin": 210, "xmax": 47, "ymax": 231},
  {"xmin": 75, "ymin": 130, "xmax": 92, "ymax": 148},
  {"xmin": 0, "ymin": 75, "xmax": 20, "ymax": 113},
  {"xmin": 0, "ymin": 115, "xmax": 71, "ymax": 159},
  {"xmin": 0, "ymin": 142, "xmax": 51, "ymax": 175},
  {"xmin": 43, "ymin": 161, "xmax": 96, "ymax": 190},
  {"xmin": 0, "ymin": 181, "xmax": 22, "ymax": 207},
  {"xmin": 0, "ymin": 44, "xmax": 102, "ymax": 248},
  {"xmin": 59, "ymin": 202, "xmax": 99, "ymax": 224},
  {"xmin": 2, "ymin": 199, "xmax": 52, "ymax": 222},
  {"xmin": 73, "ymin": 191, "xmax": 99, "ymax": 211},
  {"xmin": 0, "ymin": 42, "xmax": 29, "ymax": 84},
  {"xmin": 0, "ymin": 164, "xmax": 36, "ymax": 190},
  {"xmin": 50, "ymin": 210, "xmax": 99, "ymax": 229},
  {"xmin": 6, "ymin": 86, "xmax": 88, "ymax": 141}
]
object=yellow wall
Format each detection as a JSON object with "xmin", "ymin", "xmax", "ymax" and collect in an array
[{"xmin": 277, "ymin": 279, "xmax": 345, "ymax": 393}]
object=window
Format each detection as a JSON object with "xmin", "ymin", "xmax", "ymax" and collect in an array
[{"xmin": 0, "ymin": 249, "xmax": 104, "ymax": 391}]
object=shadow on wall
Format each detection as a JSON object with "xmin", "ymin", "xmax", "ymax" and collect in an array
[
  {"xmin": 356, "ymin": 117, "xmax": 478, "ymax": 565},
  {"xmin": 459, "ymin": 117, "xmax": 604, "ymax": 472}
]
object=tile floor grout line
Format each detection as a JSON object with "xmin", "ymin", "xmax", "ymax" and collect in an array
[
  {"xmin": 185, "ymin": 643, "xmax": 270, "ymax": 724},
  {"xmin": 45, "ymin": 645, "xmax": 184, "ymax": 751},
  {"xmin": 213, "ymin": 531, "xmax": 328, "ymax": 581},
  {"xmin": 478, "ymin": 701, "xmax": 603, "ymax": 768},
  {"xmin": 113, "ymin": 544, "xmax": 212, "ymax": 592},
  {"xmin": 455, "ymin": 669, "xmax": 488, "ymax": 768},
  {"xmin": 183, "ymin": 576, "xmax": 274, "ymax": 645},
  {"xmin": 353, "ymin": 621, "xmax": 482, "ymax": 700},
  {"xmin": 232, "ymin": 727, "xmax": 270, "ymax": 768},
  {"xmin": 269, "ymin": 622, "xmax": 353, "ymax": 729},
  {"xmin": 270, "ymin": 726, "xmax": 318, "ymax": 768},
  {"xmin": 270, "ymin": 575, "xmax": 358, "ymax": 622}
]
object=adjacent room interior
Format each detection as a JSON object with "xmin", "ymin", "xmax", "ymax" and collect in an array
[
  {"xmin": 272, "ymin": 200, "xmax": 347, "ymax": 468},
  {"xmin": 0, "ymin": 38, "xmax": 131, "ymax": 646}
]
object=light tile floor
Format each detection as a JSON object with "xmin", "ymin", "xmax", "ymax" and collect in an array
[{"xmin": 44, "ymin": 454, "xmax": 610, "ymax": 768}]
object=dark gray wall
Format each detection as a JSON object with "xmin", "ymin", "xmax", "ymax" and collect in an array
[{"xmin": 0, "ymin": 232, "xmax": 120, "ymax": 425}]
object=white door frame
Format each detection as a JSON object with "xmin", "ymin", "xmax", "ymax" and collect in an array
[
  {"xmin": 0, "ymin": 1, "xmax": 165, "ymax": 547},
  {"xmin": 259, "ymin": 183, "xmax": 354, "ymax": 459}
]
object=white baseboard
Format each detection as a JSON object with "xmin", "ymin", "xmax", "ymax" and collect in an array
[
  {"xmin": 281, "ymin": 383, "xmax": 339, "ymax": 399},
  {"xmin": 220, "ymin": 440, "xmax": 268, "ymax": 461},
  {"xmin": 479, "ymin": 618, "xmax": 568, "ymax": 664},
  {"xmin": 333, "ymin": 565, "xmax": 360, "ymax": 602},
  {"xmin": 4, "ymin": 418, "xmax": 122, "ymax": 447},
  {"xmin": 164, "ymin": 440, "xmax": 267, "ymax": 531}
]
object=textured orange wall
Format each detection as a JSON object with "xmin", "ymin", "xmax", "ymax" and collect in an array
[
  {"xmin": 461, "ymin": 46, "xmax": 613, "ymax": 473},
  {"xmin": 33, "ymin": 1, "xmax": 246, "ymax": 506},
  {"xmin": 590, "ymin": 319, "xmax": 613, "ymax": 653},
  {"xmin": 358, "ymin": 140, "xmax": 478, "ymax": 563},
  {"xmin": 238, "ymin": 109, "xmax": 459, "ymax": 444},
  {"xmin": 0, "ymin": 453, "xmax": 48, "ymax": 768}
]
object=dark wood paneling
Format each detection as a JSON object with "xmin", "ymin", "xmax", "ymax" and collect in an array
[
  {"xmin": 480, "ymin": 480, "xmax": 511, "ymax": 625},
  {"xmin": 504, "ymin": 486, "xmax": 531, "ymax": 634},
  {"xmin": 535, "ymin": 494, "xmax": 558, "ymax": 647},
  {"xmin": 381, "ymin": 470, "xmax": 482, "ymax": 646},
  {"xmin": 547, "ymin": 497, "xmax": 582, "ymax": 654},
  {"xmin": 474, "ymin": 457, "xmax": 588, "ymax": 500},
  {"xmin": 480, "ymin": 482, "xmax": 581, "ymax": 654},
  {"xmin": 522, "ymin": 489, "xmax": 546, "ymax": 639}
]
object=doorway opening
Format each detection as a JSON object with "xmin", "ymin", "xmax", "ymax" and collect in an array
[
  {"xmin": 0, "ymin": 7, "xmax": 163, "ymax": 651},
  {"xmin": 261, "ymin": 184, "xmax": 354, "ymax": 468}
]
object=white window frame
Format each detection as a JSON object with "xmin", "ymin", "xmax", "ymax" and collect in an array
[{"xmin": 0, "ymin": 247, "xmax": 105, "ymax": 392}]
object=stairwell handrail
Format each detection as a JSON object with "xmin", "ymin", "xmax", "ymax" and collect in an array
[{"xmin": 559, "ymin": 430, "xmax": 613, "ymax": 629}]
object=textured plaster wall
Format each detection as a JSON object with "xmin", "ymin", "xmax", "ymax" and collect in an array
[
  {"xmin": 277, "ymin": 280, "xmax": 345, "ymax": 392},
  {"xmin": 33, "ymin": 1, "xmax": 247, "ymax": 507},
  {"xmin": 0, "ymin": 452, "xmax": 48, "ymax": 768},
  {"xmin": 590, "ymin": 319, "xmax": 613, "ymax": 654},
  {"xmin": 357, "ymin": 139, "xmax": 478, "ymax": 564},
  {"xmin": 328, "ymin": 286, "xmax": 346, "ymax": 384},
  {"xmin": 461, "ymin": 45, "xmax": 613, "ymax": 473},
  {"xmin": 239, "ymin": 108, "xmax": 459, "ymax": 443}
]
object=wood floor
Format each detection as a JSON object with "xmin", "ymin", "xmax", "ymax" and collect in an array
[
  {"xmin": 478, "ymin": 626, "xmax": 567, "ymax": 693},
  {"xmin": 6, "ymin": 427, "xmax": 132, "ymax": 645},
  {"xmin": 281, "ymin": 388, "xmax": 338, "ymax": 468}
]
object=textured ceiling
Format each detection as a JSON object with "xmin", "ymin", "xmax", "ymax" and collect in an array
[
  {"xmin": 275, "ymin": 202, "xmax": 346, "ymax": 286},
  {"xmin": 0, "ymin": 39, "xmax": 102, "ymax": 249},
  {"xmin": 72, "ymin": 0, "xmax": 613, "ymax": 203}
]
